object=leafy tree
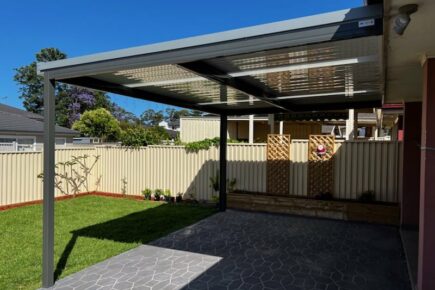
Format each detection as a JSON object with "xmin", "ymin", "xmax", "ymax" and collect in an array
[
  {"xmin": 164, "ymin": 108, "xmax": 191, "ymax": 129},
  {"xmin": 14, "ymin": 47, "xmax": 136, "ymax": 127},
  {"xmin": 72, "ymin": 108, "xmax": 121, "ymax": 141},
  {"xmin": 120, "ymin": 127, "xmax": 149, "ymax": 147},
  {"xmin": 189, "ymin": 110, "xmax": 203, "ymax": 117},
  {"xmin": 14, "ymin": 48, "xmax": 67, "ymax": 114},
  {"xmin": 120, "ymin": 125, "xmax": 170, "ymax": 147},
  {"xmin": 140, "ymin": 109, "xmax": 164, "ymax": 126},
  {"xmin": 111, "ymin": 103, "xmax": 140, "ymax": 124},
  {"xmin": 146, "ymin": 126, "xmax": 170, "ymax": 144}
]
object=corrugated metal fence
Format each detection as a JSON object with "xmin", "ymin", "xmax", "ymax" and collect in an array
[{"xmin": 0, "ymin": 141, "xmax": 402, "ymax": 206}]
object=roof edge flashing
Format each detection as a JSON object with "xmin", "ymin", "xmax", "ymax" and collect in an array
[{"xmin": 37, "ymin": 4, "xmax": 382, "ymax": 75}]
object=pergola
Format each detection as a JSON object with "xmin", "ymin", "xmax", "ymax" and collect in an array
[{"xmin": 37, "ymin": 3, "xmax": 383, "ymax": 287}]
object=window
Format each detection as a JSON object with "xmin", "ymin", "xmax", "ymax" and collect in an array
[
  {"xmin": 55, "ymin": 138, "xmax": 67, "ymax": 146},
  {"xmin": 17, "ymin": 138, "xmax": 35, "ymax": 145},
  {"xmin": 0, "ymin": 137, "xmax": 16, "ymax": 143},
  {"xmin": 0, "ymin": 135, "xmax": 36, "ymax": 151}
]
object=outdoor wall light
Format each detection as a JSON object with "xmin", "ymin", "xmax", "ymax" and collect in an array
[{"xmin": 393, "ymin": 4, "xmax": 418, "ymax": 35}]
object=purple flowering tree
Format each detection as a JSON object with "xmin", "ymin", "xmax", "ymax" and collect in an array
[{"xmin": 67, "ymin": 87, "xmax": 97, "ymax": 126}]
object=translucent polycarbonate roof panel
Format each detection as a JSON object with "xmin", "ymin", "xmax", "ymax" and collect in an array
[
  {"xmin": 206, "ymin": 36, "xmax": 383, "ymax": 102},
  {"xmin": 74, "ymin": 36, "xmax": 383, "ymax": 113},
  {"xmin": 93, "ymin": 64, "xmax": 275, "ymax": 110}
]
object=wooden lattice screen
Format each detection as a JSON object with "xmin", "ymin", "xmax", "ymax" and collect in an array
[
  {"xmin": 266, "ymin": 134, "xmax": 291, "ymax": 195},
  {"xmin": 308, "ymin": 135, "xmax": 335, "ymax": 197}
]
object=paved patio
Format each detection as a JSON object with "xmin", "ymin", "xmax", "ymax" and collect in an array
[{"xmin": 46, "ymin": 210, "xmax": 410, "ymax": 290}]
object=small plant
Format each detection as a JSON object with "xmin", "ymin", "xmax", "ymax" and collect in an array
[
  {"xmin": 359, "ymin": 190, "xmax": 375, "ymax": 203},
  {"xmin": 189, "ymin": 191, "xmax": 199, "ymax": 203},
  {"xmin": 164, "ymin": 189, "xmax": 174, "ymax": 202},
  {"xmin": 228, "ymin": 178, "xmax": 237, "ymax": 192},
  {"xmin": 209, "ymin": 171, "xmax": 237, "ymax": 193},
  {"xmin": 210, "ymin": 171, "xmax": 220, "ymax": 193},
  {"xmin": 121, "ymin": 177, "xmax": 127, "ymax": 196},
  {"xmin": 211, "ymin": 194, "xmax": 219, "ymax": 205},
  {"xmin": 154, "ymin": 189, "xmax": 163, "ymax": 201},
  {"xmin": 142, "ymin": 188, "xmax": 152, "ymax": 200},
  {"xmin": 176, "ymin": 193, "xmax": 183, "ymax": 203},
  {"xmin": 314, "ymin": 192, "xmax": 333, "ymax": 200}
]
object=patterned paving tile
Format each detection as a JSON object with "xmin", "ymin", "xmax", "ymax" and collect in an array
[{"xmin": 44, "ymin": 210, "xmax": 411, "ymax": 290}]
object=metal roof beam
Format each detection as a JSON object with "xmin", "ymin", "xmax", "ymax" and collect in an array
[{"xmin": 179, "ymin": 61, "xmax": 289, "ymax": 112}]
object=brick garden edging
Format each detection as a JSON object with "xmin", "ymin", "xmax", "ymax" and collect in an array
[
  {"xmin": 0, "ymin": 191, "xmax": 144, "ymax": 211},
  {"xmin": 228, "ymin": 192, "xmax": 400, "ymax": 225}
]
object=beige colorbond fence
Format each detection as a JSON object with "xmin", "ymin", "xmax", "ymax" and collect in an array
[
  {"xmin": 0, "ymin": 141, "xmax": 402, "ymax": 207},
  {"xmin": 0, "ymin": 148, "xmax": 97, "ymax": 206},
  {"xmin": 94, "ymin": 144, "xmax": 267, "ymax": 201}
]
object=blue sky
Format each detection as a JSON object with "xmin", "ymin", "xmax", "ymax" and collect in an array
[{"xmin": 0, "ymin": 0, "xmax": 362, "ymax": 117}]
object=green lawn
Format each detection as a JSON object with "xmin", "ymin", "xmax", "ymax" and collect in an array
[{"xmin": 0, "ymin": 196, "xmax": 216, "ymax": 290}]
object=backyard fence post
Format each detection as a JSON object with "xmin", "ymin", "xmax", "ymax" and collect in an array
[
  {"xmin": 219, "ymin": 114, "xmax": 227, "ymax": 211},
  {"xmin": 42, "ymin": 74, "xmax": 55, "ymax": 288}
]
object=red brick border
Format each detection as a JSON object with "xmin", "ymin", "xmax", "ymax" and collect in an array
[
  {"xmin": 91, "ymin": 191, "xmax": 144, "ymax": 200},
  {"xmin": 0, "ymin": 191, "xmax": 144, "ymax": 211}
]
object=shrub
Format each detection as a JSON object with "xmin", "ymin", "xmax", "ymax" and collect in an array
[
  {"xmin": 314, "ymin": 192, "xmax": 333, "ymax": 200},
  {"xmin": 209, "ymin": 171, "xmax": 220, "ymax": 193},
  {"xmin": 176, "ymin": 193, "xmax": 183, "ymax": 203},
  {"xmin": 164, "ymin": 189, "xmax": 173, "ymax": 202},
  {"xmin": 185, "ymin": 137, "xmax": 220, "ymax": 152},
  {"xmin": 142, "ymin": 188, "xmax": 152, "ymax": 200},
  {"xmin": 209, "ymin": 171, "xmax": 237, "ymax": 193},
  {"xmin": 228, "ymin": 178, "xmax": 237, "ymax": 192},
  {"xmin": 120, "ymin": 127, "xmax": 149, "ymax": 147},
  {"xmin": 358, "ymin": 191, "xmax": 376, "ymax": 203},
  {"xmin": 120, "ymin": 126, "xmax": 170, "ymax": 147},
  {"xmin": 154, "ymin": 189, "xmax": 163, "ymax": 201},
  {"xmin": 72, "ymin": 108, "xmax": 121, "ymax": 142},
  {"xmin": 211, "ymin": 194, "xmax": 219, "ymax": 204}
]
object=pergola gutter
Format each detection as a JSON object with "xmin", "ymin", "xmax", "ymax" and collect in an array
[{"xmin": 39, "ymin": 3, "xmax": 384, "ymax": 288}]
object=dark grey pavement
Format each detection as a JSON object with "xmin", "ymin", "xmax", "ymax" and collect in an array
[{"xmin": 45, "ymin": 210, "xmax": 410, "ymax": 290}]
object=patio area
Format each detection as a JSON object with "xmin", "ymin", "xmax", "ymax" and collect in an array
[{"xmin": 47, "ymin": 210, "xmax": 410, "ymax": 290}]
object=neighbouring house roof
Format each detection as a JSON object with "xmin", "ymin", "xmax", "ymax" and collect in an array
[
  {"xmin": 0, "ymin": 103, "xmax": 44, "ymax": 121},
  {"xmin": 0, "ymin": 104, "xmax": 79, "ymax": 136}
]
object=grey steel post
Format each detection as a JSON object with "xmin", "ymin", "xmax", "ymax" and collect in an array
[
  {"xmin": 219, "ymin": 114, "xmax": 227, "ymax": 211},
  {"xmin": 42, "ymin": 74, "xmax": 55, "ymax": 288}
]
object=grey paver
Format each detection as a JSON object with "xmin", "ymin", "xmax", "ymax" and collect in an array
[{"xmin": 44, "ymin": 210, "xmax": 410, "ymax": 290}]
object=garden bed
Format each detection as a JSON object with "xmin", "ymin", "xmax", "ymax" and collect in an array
[{"xmin": 228, "ymin": 192, "xmax": 399, "ymax": 225}]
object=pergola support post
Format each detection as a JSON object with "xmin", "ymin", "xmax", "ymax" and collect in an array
[
  {"xmin": 248, "ymin": 115, "xmax": 254, "ymax": 144},
  {"xmin": 346, "ymin": 109, "xmax": 357, "ymax": 140},
  {"xmin": 401, "ymin": 102, "xmax": 422, "ymax": 228},
  {"xmin": 219, "ymin": 114, "xmax": 227, "ymax": 211},
  {"xmin": 268, "ymin": 114, "xmax": 275, "ymax": 133},
  {"xmin": 42, "ymin": 75, "xmax": 55, "ymax": 288},
  {"xmin": 418, "ymin": 58, "xmax": 435, "ymax": 290}
]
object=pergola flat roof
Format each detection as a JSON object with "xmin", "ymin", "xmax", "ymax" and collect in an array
[
  {"xmin": 38, "ymin": 3, "xmax": 384, "ymax": 115},
  {"xmin": 39, "ymin": 3, "xmax": 386, "ymax": 288}
]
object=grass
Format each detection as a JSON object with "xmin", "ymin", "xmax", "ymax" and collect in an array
[{"xmin": 0, "ymin": 195, "xmax": 216, "ymax": 290}]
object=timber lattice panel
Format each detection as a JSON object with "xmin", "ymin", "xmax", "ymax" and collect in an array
[
  {"xmin": 266, "ymin": 134, "xmax": 291, "ymax": 195},
  {"xmin": 308, "ymin": 135, "xmax": 335, "ymax": 197}
]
